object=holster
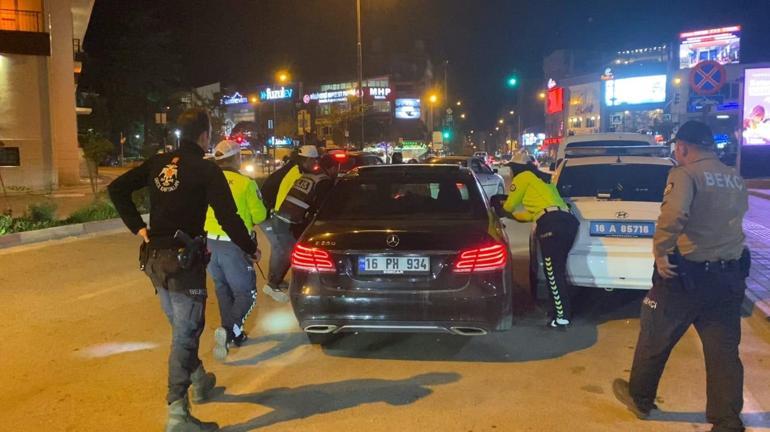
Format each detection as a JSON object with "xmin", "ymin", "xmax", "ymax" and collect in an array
[
  {"xmin": 174, "ymin": 230, "xmax": 211, "ymax": 270},
  {"xmin": 739, "ymin": 247, "xmax": 751, "ymax": 278},
  {"xmin": 139, "ymin": 242, "xmax": 149, "ymax": 271},
  {"xmin": 669, "ymin": 252, "xmax": 697, "ymax": 292}
]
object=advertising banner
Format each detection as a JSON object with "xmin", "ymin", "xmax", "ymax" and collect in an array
[
  {"xmin": 395, "ymin": 98, "xmax": 421, "ymax": 120},
  {"xmin": 605, "ymin": 75, "xmax": 667, "ymax": 106},
  {"xmin": 742, "ymin": 68, "xmax": 770, "ymax": 146},
  {"xmin": 679, "ymin": 26, "xmax": 740, "ymax": 69}
]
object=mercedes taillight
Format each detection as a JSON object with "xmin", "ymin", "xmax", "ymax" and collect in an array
[
  {"xmin": 452, "ymin": 243, "xmax": 507, "ymax": 273},
  {"xmin": 291, "ymin": 244, "xmax": 336, "ymax": 273}
]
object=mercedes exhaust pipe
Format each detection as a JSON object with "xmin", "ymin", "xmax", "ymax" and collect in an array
[
  {"xmin": 450, "ymin": 327, "xmax": 488, "ymax": 336},
  {"xmin": 304, "ymin": 325, "xmax": 338, "ymax": 334}
]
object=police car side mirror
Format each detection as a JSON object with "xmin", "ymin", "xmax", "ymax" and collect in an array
[{"xmin": 489, "ymin": 194, "xmax": 507, "ymax": 218}]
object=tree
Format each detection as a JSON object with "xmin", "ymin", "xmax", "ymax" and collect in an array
[{"xmin": 79, "ymin": 133, "xmax": 114, "ymax": 197}]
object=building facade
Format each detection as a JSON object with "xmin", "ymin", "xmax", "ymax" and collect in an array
[{"xmin": 0, "ymin": 0, "xmax": 92, "ymax": 191}]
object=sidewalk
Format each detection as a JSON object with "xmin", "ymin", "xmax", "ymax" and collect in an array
[
  {"xmin": 744, "ymin": 193, "xmax": 770, "ymax": 321},
  {"xmin": 1, "ymin": 167, "xmax": 128, "ymax": 219}
]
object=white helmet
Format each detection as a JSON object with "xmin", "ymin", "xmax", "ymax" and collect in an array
[
  {"xmin": 509, "ymin": 151, "xmax": 530, "ymax": 165},
  {"xmin": 298, "ymin": 145, "xmax": 319, "ymax": 158}
]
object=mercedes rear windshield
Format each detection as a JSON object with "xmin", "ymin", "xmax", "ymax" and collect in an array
[
  {"xmin": 556, "ymin": 163, "xmax": 672, "ymax": 202},
  {"xmin": 317, "ymin": 176, "xmax": 487, "ymax": 220}
]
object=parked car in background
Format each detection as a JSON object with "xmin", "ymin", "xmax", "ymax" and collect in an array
[{"xmin": 426, "ymin": 156, "xmax": 506, "ymax": 198}]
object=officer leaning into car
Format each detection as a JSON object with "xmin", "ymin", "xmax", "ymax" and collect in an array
[
  {"xmin": 503, "ymin": 153, "xmax": 579, "ymax": 329},
  {"xmin": 204, "ymin": 140, "xmax": 267, "ymax": 362},
  {"xmin": 108, "ymin": 108, "xmax": 259, "ymax": 432},
  {"xmin": 614, "ymin": 120, "xmax": 750, "ymax": 432},
  {"xmin": 261, "ymin": 145, "xmax": 332, "ymax": 303}
]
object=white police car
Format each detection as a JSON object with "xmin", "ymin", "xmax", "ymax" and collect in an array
[{"xmin": 531, "ymin": 152, "xmax": 674, "ymax": 292}]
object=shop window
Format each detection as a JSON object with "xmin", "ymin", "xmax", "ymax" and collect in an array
[{"xmin": 586, "ymin": 117, "xmax": 596, "ymax": 128}]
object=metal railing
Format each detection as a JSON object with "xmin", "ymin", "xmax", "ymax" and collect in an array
[{"xmin": 0, "ymin": 9, "xmax": 43, "ymax": 33}]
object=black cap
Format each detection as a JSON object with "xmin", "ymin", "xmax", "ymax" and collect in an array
[{"xmin": 675, "ymin": 120, "xmax": 714, "ymax": 148}]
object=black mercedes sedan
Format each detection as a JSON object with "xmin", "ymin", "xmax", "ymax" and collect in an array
[{"xmin": 288, "ymin": 164, "xmax": 513, "ymax": 344}]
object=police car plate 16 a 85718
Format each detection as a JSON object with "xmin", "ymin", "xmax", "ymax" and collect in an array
[
  {"xmin": 589, "ymin": 221, "xmax": 656, "ymax": 238},
  {"xmin": 358, "ymin": 256, "xmax": 430, "ymax": 275}
]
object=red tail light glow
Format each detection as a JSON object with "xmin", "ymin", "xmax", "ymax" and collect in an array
[
  {"xmin": 291, "ymin": 243, "xmax": 336, "ymax": 273},
  {"xmin": 452, "ymin": 243, "xmax": 507, "ymax": 273}
]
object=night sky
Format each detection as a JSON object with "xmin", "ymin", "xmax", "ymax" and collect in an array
[{"xmin": 85, "ymin": 0, "xmax": 770, "ymax": 130}]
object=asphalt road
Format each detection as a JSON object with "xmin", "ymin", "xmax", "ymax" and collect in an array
[{"xmin": 1, "ymin": 221, "xmax": 769, "ymax": 431}]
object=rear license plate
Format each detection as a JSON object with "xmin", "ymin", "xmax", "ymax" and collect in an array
[
  {"xmin": 358, "ymin": 256, "xmax": 430, "ymax": 275},
  {"xmin": 589, "ymin": 221, "xmax": 655, "ymax": 238}
]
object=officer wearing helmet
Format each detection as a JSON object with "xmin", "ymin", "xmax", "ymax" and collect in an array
[
  {"xmin": 503, "ymin": 152, "xmax": 578, "ymax": 329},
  {"xmin": 262, "ymin": 145, "xmax": 331, "ymax": 302},
  {"xmin": 614, "ymin": 121, "xmax": 750, "ymax": 432}
]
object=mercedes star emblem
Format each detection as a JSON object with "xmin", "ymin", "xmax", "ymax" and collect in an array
[{"xmin": 385, "ymin": 234, "xmax": 400, "ymax": 248}]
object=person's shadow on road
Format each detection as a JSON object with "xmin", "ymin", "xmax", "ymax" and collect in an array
[{"xmin": 209, "ymin": 372, "xmax": 460, "ymax": 432}]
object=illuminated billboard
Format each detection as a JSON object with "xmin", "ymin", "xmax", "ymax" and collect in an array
[
  {"xmin": 395, "ymin": 98, "xmax": 421, "ymax": 120},
  {"xmin": 679, "ymin": 26, "xmax": 740, "ymax": 69},
  {"xmin": 742, "ymin": 68, "xmax": 770, "ymax": 146},
  {"xmin": 604, "ymin": 75, "xmax": 667, "ymax": 106}
]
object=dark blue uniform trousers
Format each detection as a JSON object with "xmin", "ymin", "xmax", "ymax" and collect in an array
[{"xmin": 630, "ymin": 265, "xmax": 746, "ymax": 432}]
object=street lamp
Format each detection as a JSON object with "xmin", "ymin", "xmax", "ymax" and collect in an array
[
  {"xmin": 498, "ymin": 119, "xmax": 504, "ymax": 124},
  {"xmin": 456, "ymin": 101, "xmax": 462, "ymax": 107},
  {"xmin": 174, "ymin": 129, "xmax": 181, "ymax": 148},
  {"xmin": 509, "ymin": 110, "xmax": 515, "ymax": 116},
  {"xmin": 460, "ymin": 113, "xmax": 466, "ymax": 119},
  {"xmin": 538, "ymin": 92, "xmax": 546, "ymax": 99},
  {"xmin": 428, "ymin": 93, "xmax": 439, "ymax": 135}
]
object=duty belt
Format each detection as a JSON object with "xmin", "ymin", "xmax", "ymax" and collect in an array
[
  {"xmin": 535, "ymin": 206, "xmax": 570, "ymax": 220},
  {"xmin": 685, "ymin": 257, "xmax": 741, "ymax": 273},
  {"xmin": 207, "ymin": 233, "xmax": 231, "ymax": 242}
]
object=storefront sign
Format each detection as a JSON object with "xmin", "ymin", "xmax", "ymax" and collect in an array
[
  {"xmin": 260, "ymin": 87, "xmax": 294, "ymax": 101},
  {"xmin": 367, "ymin": 87, "xmax": 392, "ymax": 100},
  {"xmin": 221, "ymin": 92, "xmax": 249, "ymax": 106},
  {"xmin": 306, "ymin": 89, "xmax": 357, "ymax": 104},
  {"xmin": 546, "ymin": 87, "xmax": 564, "ymax": 114},
  {"xmin": 742, "ymin": 68, "xmax": 770, "ymax": 146},
  {"xmin": 267, "ymin": 136, "xmax": 295, "ymax": 147}
]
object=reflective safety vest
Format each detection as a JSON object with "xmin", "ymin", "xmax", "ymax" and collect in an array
[{"xmin": 275, "ymin": 172, "xmax": 330, "ymax": 224}]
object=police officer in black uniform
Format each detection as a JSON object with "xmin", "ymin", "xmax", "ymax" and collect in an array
[
  {"xmin": 109, "ymin": 108, "xmax": 258, "ymax": 432},
  {"xmin": 613, "ymin": 121, "xmax": 750, "ymax": 432}
]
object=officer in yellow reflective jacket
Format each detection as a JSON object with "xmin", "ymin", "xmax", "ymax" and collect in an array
[
  {"xmin": 503, "ymin": 153, "xmax": 579, "ymax": 328},
  {"xmin": 204, "ymin": 140, "xmax": 267, "ymax": 360}
]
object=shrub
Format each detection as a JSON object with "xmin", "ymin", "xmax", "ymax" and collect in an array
[
  {"xmin": 27, "ymin": 201, "xmax": 57, "ymax": 222},
  {"xmin": 66, "ymin": 200, "xmax": 119, "ymax": 224},
  {"xmin": 0, "ymin": 214, "xmax": 11, "ymax": 235}
]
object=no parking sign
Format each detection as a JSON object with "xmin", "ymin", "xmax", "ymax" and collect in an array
[{"xmin": 689, "ymin": 60, "xmax": 727, "ymax": 96}]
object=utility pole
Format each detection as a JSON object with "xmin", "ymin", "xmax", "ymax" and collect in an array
[{"xmin": 356, "ymin": 0, "xmax": 365, "ymax": 149}]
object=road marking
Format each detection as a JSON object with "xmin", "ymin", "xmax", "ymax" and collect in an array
[{"xmin": 77, "ymin": 342, "xmax": 159, "ymax": 359}]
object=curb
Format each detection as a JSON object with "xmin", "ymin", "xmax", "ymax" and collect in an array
[{"xmin": 0, "ymin": 215, "xmax": 147, "ymax": 249}]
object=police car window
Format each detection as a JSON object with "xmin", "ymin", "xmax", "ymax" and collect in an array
[
  {"xmin": 557, "ymin": 163, "xmax": 672, "ymax": 202},
  {"xmin": 478, "ymin": 162, "xmax": 494, "ymax": 175},
  {"xmin": 469, "ymin": 159, "xmax": 483, "ymax": 173},
  {"xmin": 317, "ymin": 178, "xmax": 486, "ymax": 220}
]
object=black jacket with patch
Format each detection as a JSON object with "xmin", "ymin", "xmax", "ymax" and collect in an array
[{"xmin": 108, "ymin": 141, "xmax": 256, "ymax": 255}]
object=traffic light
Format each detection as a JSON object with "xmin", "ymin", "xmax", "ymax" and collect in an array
[
  {"xmin": 442, "ymin": 129, "xmax": 452, "ymax": 140},
  {"xmin": 506, "ymin": 75, "xmax": 519, "ymax": 88}
]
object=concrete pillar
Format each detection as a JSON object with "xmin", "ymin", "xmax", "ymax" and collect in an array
[{"xmin": 44, "ymin": 0, "xmax": 80, "ymax": 186}]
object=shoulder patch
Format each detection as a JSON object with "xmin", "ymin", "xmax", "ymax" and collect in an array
[
  {"xmin": 663, "ymin": 182, "xmax": 674, "ymax": 196},
  {"xmin": 509, "ymin": 183, "xmax": 517, "ymax": 192}
]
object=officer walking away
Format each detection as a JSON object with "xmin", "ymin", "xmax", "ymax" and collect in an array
[
  {"xmin": 204, "ymin": 140, "xmax": 267, "ymax": 361},
  {"xmin": 263, "ymin": 145, "xmax": 332, "ymax": 303},
  {"xmin": 614, "ymin": 121, "xmax": 750, "ymax": 432},
  {"xmin": 503, "ymin": 153, "xmax": 578, "ymax": 328},
  {"xmin": 108, "ymin": 108, "xmax": 258, "ymax": 432}
]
